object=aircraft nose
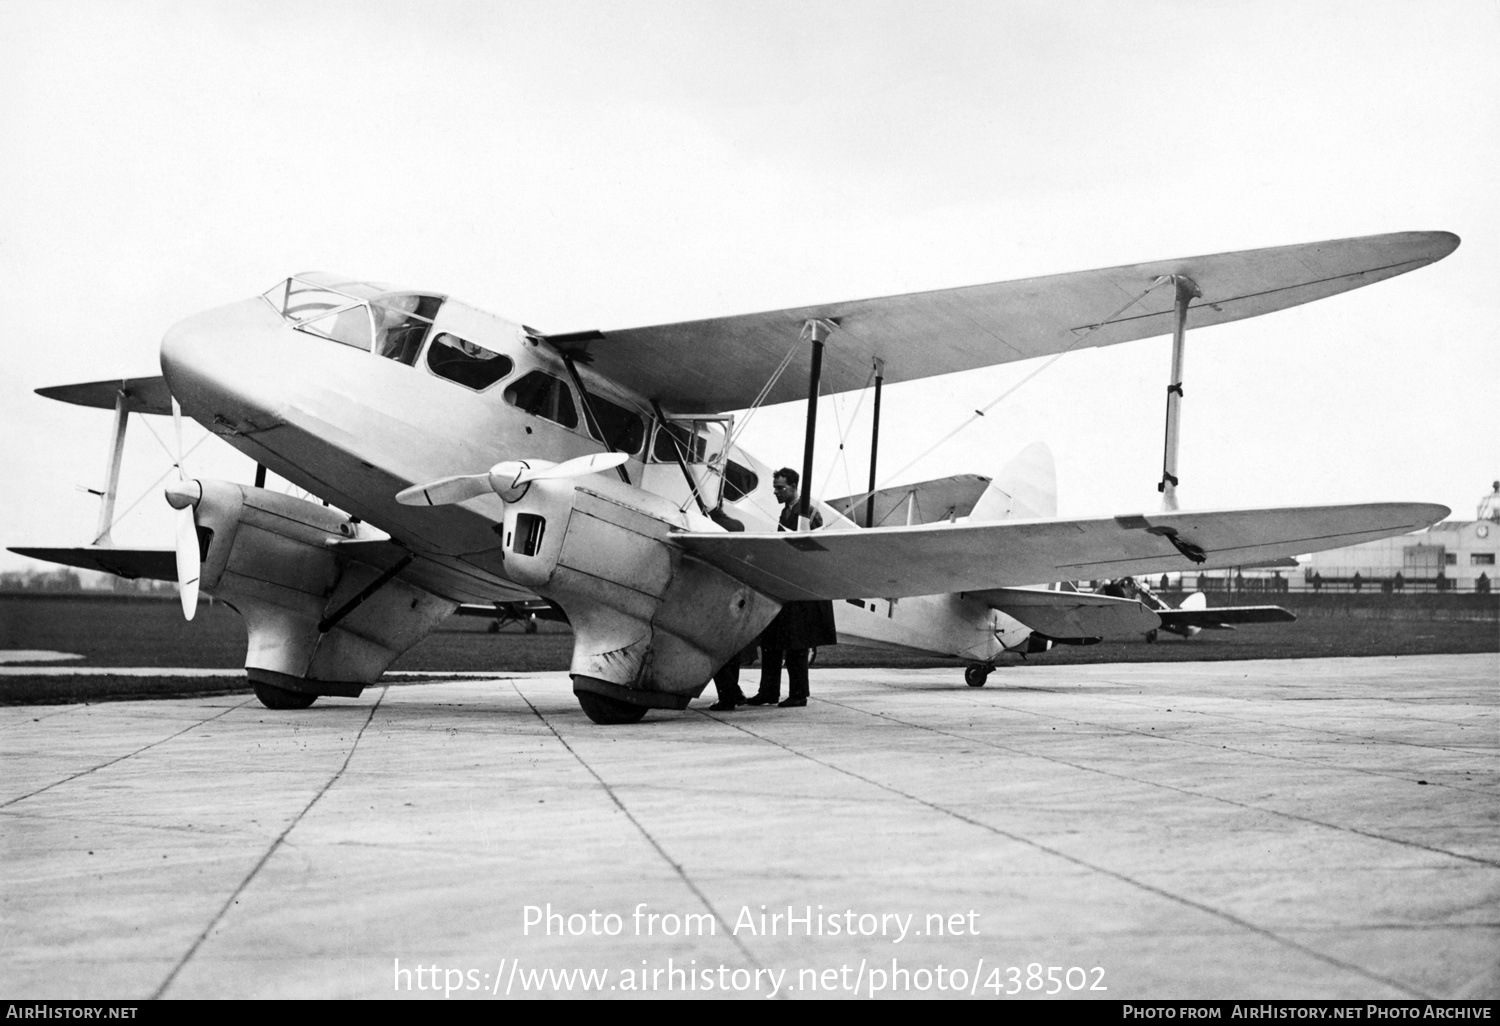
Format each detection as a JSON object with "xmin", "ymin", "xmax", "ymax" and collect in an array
[{"xmin": 160, "ymin": 296, "xmax": 289, "ymax": 430}]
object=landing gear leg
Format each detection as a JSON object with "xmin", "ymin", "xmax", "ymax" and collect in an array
[{"xmin": 964, "ymin": 664, "xmax": 991, "ymax": 688}]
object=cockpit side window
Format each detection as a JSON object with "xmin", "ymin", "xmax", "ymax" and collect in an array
[
  {"xmin": 293, "ymin": 304, "xmax": 376, "ymax": 351},
  {"xmin": 374, "ymin": 294, "xmax": 442, "ymax": 366},
  {"xmin": 503, "ymin": 371, "xmax": 578, "ymax": 429},
  {"xmin": 427, "ymin": 332, "xmax": 514, "ymax": 390}
]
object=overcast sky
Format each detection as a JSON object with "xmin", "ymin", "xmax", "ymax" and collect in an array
[{"xmin": 2, "ymin": 0, "xmax": 1496, "ymax": 571}]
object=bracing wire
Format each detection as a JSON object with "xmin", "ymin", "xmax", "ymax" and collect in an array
[
  {"xmin": 137, "ymin": 414, "xmax": 180, "ymax": 465},
  {"xmin": 817, "ymin": 363, "xmax": 877, "ymax": 510},
  {"xmin": 91, "ymin": 432, "xmax": 214, "ymax": 543},
  {"xmin": 724, "ymin": 338, "xmax": 800, "ymax": 453},
  {"xmin": 834, "ymin": 277, "xmax": 1173, "ymax": 519}
]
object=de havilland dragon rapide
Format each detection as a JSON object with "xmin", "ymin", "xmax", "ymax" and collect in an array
[{"xmin": 13, "ymin": 232, "xmax": 1457, "ymax": 722}]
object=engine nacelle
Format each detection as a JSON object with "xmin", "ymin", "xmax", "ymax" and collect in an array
[
  {"xmin": 495, "ymin": 473, "xmax": 781, "ymax": 710},
  {"xmin": 191, "ymin": 481, "xmax": 455, "ymax": 696}
]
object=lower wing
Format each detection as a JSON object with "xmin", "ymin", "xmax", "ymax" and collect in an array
[
  {"xmin": 671, "ymin": 502, "xmax": 1447, "ymax": 601},
  {"xmin": 8, "ymin": 547, "xmax": 176, "ymax": 581}
]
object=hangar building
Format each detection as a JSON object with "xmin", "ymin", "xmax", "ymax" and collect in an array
[{"xmin": 1297, "ymin": 482, "xmax": 1498, "ymax": 593}]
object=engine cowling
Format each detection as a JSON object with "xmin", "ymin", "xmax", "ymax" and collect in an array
[
  {"xmin": 190, "ymin": 481, "xmax": 455, "ymax": 697},
  {"xmin": 492, "ymin": 473, "xmax": 781, "ymax": 712}
]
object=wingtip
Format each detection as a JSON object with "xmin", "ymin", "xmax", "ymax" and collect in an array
[
  {"xmin": 1426, "ymin": 231, "xmax": 1461, "ymax": 258},
  {"xmin": 1403, "ymin": 502, "xmax": 1451, "ymax": 531}
]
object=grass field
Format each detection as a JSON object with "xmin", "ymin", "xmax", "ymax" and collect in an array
[{"xmin": 2, "ymin": 592, "xmax": 1494, "ymax": 705}]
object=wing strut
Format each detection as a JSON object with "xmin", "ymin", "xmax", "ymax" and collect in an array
[
  {"xmin": 560, "ymin": 353, "xmax": 631, "ymax": 486},
  {"xmin": 797, "ymin": 318, "xmax": 838, "ymax": 529},
  {"xmin": 864, "ymin": 359, "xmax": 884, "ymax": 528},
  {"xmin": 1156, "ymin": 275, "xmax": 1200, "ymax": 512},
  {"xmin": 92, "ymin": 389, "xmax": 131, "ymax": 545}
]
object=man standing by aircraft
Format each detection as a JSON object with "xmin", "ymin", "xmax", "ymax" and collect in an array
[{"xmin": 746, "ymin": 469, "xmax": 838, "ymax": 709}]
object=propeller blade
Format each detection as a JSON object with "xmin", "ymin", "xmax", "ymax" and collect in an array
[
  {"xmin": 168, "ymin": 395, "xmax": 199, "ymax": 619},
  {"xmin": 175, "ymin": 504, "xmax": 199, "ymax": 621},
  {"xmin": 171, "ymin": 397, "xmax": 184, "ymax": 479},
  {"xmin": 395, "ymin": 474, "xmax": 493, "ymax": 506},
  {"xmin": 397, "ymin": 452, "xmax": 631, "ymax": 507},
  {"xmin": 517, "ymin": 451, "xmax": 630, "ymax": 483}
]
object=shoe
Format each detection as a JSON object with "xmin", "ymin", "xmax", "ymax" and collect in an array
[
  {"xmin": 744, "ymin": 694, "xmax": 778, "ymax": 706},
  {"xmin": 708, "ymin": 700, "xmax": 738, "ymax": 712},
  {"xmin": 778, "ymin": 697, "xmax": 807, "ymax": 708}
]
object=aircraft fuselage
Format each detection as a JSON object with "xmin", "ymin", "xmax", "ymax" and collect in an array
[{"xmin": 159, "ymin": 276, "xmax": 1012, "ymax": 697}]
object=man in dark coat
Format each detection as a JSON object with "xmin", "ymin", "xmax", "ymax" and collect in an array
[{"xmin": 746, "ymin": 468, "xmax": 838, "ymax": 709}]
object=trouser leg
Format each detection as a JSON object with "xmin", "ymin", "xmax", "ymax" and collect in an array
[
  {"xmin": 785, "ymin": 648, "xmax": 809, "ymax": 700},
  {"xmin": 756, "ymin": 648, "xmax": 785, "ymax": 700},
  {"xmin": 713, "ymin": 661, "xmax": 746, "ymax": 704}
]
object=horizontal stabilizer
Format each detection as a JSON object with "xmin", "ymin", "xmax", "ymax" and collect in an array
[
  {"xmin": 9, "ymin": 546, "xmax": 177, "ymax": 581},
  {"xmin": 671, "ymin": 502, "xmax": 1448, "ymax": 602},
  {"xmin": 1158, "ymin": 605, "xmax": 1296, "ymax": 630},
  {"xmin": 972, "ymin": 586, "xmax": 1160, "ymax": 638},
  {"xmin": 35, "ymin": 376, "xmax": 173, "ymax": 415},
  {"xmin": 828, "ymin": 474, "xmax": 992, "ymax": 527}
]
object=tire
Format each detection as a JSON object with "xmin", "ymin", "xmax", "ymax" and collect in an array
[
  {"xmin": 964, "ymin": 665, "xmax": 989, "ymax": 688},
  {"xmin": 254, "ymin": 682, "xmax": 318, "ymax": 710},
  {"xmin": 576, "ymin": 691, "xmax": 649, "ymax": 724},
  {"xmin": 1145, "ymin": 629, "xmax": 1159, "ymax": 645}
]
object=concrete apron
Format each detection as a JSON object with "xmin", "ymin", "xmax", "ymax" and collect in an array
[{"xmin": 2, "ymin": 653, "xmax": 1495, "ymax": 1000}]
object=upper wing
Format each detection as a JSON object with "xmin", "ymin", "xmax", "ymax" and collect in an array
[
  {"xmin": 545, "ymin": 232, "xmax": 1457, "ymax": 414},
  {"xmin": 972, "ymin": 586, "xmax": 1160, "ymax": 638},
  {"xmin": 34, "ymin": 376, "xmax": 174, "ymax": 415},
  {"xmin": 671, "ymin": 502, "xmax": 1448, "ymax": 601}
]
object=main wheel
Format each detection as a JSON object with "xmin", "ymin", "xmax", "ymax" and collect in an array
[
  {"xmin": 1145, "ymin": 629, "xmax": 1159, "ymax": 645},
  {"xmin": 253, "ymin": 682, "xmax": 318, "ymax": 710},
  {"xmin": 964, "ymin": 665, "xmax": 990, "ymax": 688},
  {"xmin": 576, "ymin": 691, "xmax": 649, "ymax": 724}
]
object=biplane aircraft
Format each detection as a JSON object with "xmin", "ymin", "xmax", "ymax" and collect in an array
[{"xmin": 12, "ymin": 232, "xmax": 1456, "ymax": 721}]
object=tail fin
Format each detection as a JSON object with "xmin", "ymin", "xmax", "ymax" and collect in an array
[
  {"xmin": 1178, "ymin": 591, "xmax": 1208, "ymax": 612},
  {"xmin": 969, "ymin": 442, "xmax": 1057, "ymax": 521}
]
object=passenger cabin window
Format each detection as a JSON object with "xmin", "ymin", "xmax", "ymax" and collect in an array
[
  {"xmin": 373, "ymin": 294, "xmax": 442, "ymax": 366},
  {"xmin": 427, "ymin": 332, "xmax": 514, "ymax": 390},
  {"xmin": 651, "ymin": 420, "xmax": 757, "ymax": 501},
  {"xmin": 504, "ymin": 371, "xmax": 578, "ymax": 429},
  {"xmin": 654, "ymin": 423, "xmax": 695, "ymax": 463},
  {"xmin": 723, "ymin": 460, "xmax": 758, "ymax": 502},
  {"xmin": 653, "ymin": 422, "xmax": 710, "ymax": 463},
  {"xmin": 652, "ymin": 419, "xmax": 733, "ymax": 464},
  {"xmin": 582, "ymin": 393, "xmax": 646, "ymax": 454}
]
